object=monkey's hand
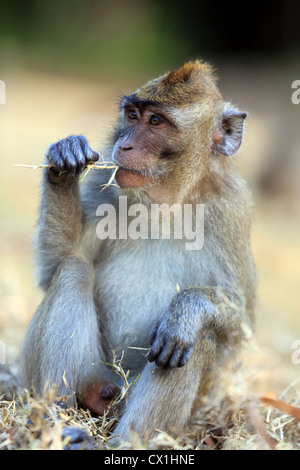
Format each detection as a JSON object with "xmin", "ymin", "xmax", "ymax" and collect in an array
[
  {"xmin": 45, "ymin": 135, "xmax": 99, "ymax": 182},
  {"xmin": 149, "ymin": 287, "xmax": 249, "ymax": 369},
  {"xmin": 148, "ymin": 310, "xmax": 199, "ymax": 368}
]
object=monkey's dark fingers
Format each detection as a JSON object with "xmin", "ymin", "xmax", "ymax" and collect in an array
[
  {"xmin": 62, "ymin": 426, "xmax": 96, "ymax": 450},
  {"xmin": 150, "ymin": 336, "xmax": 179, "ymax": 368},
  {"xmin": 149, "ymin": 325, "xmax": 159, "ymax": 346},
  {"xmin": 46, "ymin": 135, "xmax": 99, "ymax": 177},
  {"xmin": 178, "ymin": 347, "xmax": 193, "ymax": 367},
  {"xmin": 155, "ymin": 343, "xmax": 175, "ymax": 368},
  {"xmin": 76, "ymin": 135, "xmax": 99, "ymax": 165},
  {"xmin": 168, "ymin": 345, "xmax": 185, "ymax": 368},
  {"xmin": 46, "ymin": 139, "xmax": 85, "ymax": 175},
  {"xmin": 149, "ymin": 331, "xmax": 193, "ymax": 368},
  {"xmin": 90, "ymin": 151, "xmax": 100, "ymax": 162},
  {"xmin": 156, "ymin": 341, "xmax": 192, "ymax": 368},
  {"xmin": 148, "ymin": 334, "xmax": 165, "ymax": 363},
  {"xmin": 63, "ymin": 138, "xmax": 87, "ymax": 174},
  {"xmin": 67, "ymin": 135, "xmax": 99, "ymax": 171}
]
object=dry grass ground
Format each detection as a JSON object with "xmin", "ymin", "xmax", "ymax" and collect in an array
[{"xmin": 0, "ymin": 68, "xmax": 299, "ymax": 450}]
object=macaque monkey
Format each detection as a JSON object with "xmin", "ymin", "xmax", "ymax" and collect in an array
[{"xmin": 19, "ymin": 60, "xmax": 256, "ymax": 442}]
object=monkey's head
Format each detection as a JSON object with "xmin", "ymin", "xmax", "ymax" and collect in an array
[{"xmin": 112, "ymin": 60, "xmax": 247, "ymax": 202}]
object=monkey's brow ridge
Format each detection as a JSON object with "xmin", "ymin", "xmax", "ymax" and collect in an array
[{"xmin": 121, "ymin": 94, "xmax": 162, "ymax": 111}]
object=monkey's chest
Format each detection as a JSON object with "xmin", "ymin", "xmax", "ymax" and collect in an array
[{"xmin": 94, "ymin": 240, "xmax": 185, "ymax": 369}]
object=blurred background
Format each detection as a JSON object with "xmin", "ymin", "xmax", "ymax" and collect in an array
[{"xmin": 0, "ymin": 0, "xmax": 299, "ymax": 395}]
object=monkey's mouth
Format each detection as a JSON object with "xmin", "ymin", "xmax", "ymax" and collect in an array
[
  {"xmin": 115, "ymin": 166, "xmax": 150, "ymax": 189},
  {"xmin": 117, "ymin": 165, "xmax": 145, "ymax": 175}
]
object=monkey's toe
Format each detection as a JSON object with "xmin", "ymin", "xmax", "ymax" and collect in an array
[{"xmin": 62, "ymin": 426, "xmax": 96, "ymax": 450}]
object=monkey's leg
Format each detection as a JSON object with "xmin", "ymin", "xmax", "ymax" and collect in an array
[
  {"xmin": 113, "ymin": 286, "xmax": 251, "ymax": 443},
  {"xmin": 19, "ymin": 255, "xmax": 119, "ymax": 415},
  {"xmin": 113, "ymin": 330, "xmax": 217, "ymax": 443}
]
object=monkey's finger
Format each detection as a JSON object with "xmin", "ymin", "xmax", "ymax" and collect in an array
[
  {"xmin": 149, "ymin": 325, "xmax": 159, "ymax": 346},
  {"xmin": 148, "ymin": 335, "xmax": 165, "ymax": 362},
  {"xmin": 155, "ymin": 341, "xmax": 176, "ymax": 368},
  {"xmin": 178, "ymin": 348, "xmax": 193, "ymax": 367},
  {"xmin": 62, "ymin": 427, "xmax": 96, "ymax": 450},
  {"xmin": 66, "ymin": 153, "xmax": 85, "ymax": 175},
  {"xmin": 67, "ymin": 137, "xmax": 88, "ymax": 172},
  {"xmin": 46, "ymin": 144, "xmax": 66, "ymax": 172},
  {"xmin": 77, "ymin": 135, "xmax": 99, "ymax": 164},
  {"xmin": 168, "ymin": 345, "xmax": 184, "ymax": 368},
  {"xmin": 89, "ymin": 151, "xmax": 100, "ymax": 162}
]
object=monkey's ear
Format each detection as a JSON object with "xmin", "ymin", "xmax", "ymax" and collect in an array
[{"xmin": 212, "ymin": 108, "xmax": 247, "ymax": 156}]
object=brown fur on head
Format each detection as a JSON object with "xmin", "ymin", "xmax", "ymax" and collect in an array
[
  {"xmin": 133, "ymin": 60, "xmax": 222, "ymax": 106},
  {"xmin": 112, "ymin": 59, "xmax": 247, "ymax": 204}
]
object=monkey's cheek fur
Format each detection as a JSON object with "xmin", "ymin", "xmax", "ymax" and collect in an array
[{"xmin": 115, "ymin": 168, "xmax": 150, "ymax": 188}]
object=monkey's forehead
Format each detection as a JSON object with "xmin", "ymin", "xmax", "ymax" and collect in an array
[
  {"xmin": 120, "ymin": 94, "xmax": 161, "ymax": 111},
  {"xmin": 126, "ymin": 60, "xmax": 223, "ymax": 107},
  {"xmin": 134, "ymin": 81, "xmax": 221, "ymax": 107}
]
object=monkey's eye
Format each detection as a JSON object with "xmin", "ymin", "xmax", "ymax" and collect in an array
[
  {"xmin": 149, "ymin": 115, "xmax": 162, "ymax": 126},
  {"xmin": 127, "ymin": 110, "xmax": 138, "ymax": 120}
]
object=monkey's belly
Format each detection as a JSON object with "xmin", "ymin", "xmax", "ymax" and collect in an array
[{"xmin": 94, "ymin": 241, "xmax": 184, "ymax": 371}]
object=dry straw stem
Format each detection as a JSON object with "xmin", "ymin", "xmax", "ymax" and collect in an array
[
  {"xmin": 0, "ymin": 352, "xmax": 138, "ymax": 450},
  {"xmin": 1, "ymin": 356, "xmax": 300, "ymax": 450},
  {"xmin": 14, "ymin": 161, "xmax": 120, "ymax": 191},
  {"xmin": 103, "ymin": 350, "xmax": 140, "ymax": 406}
]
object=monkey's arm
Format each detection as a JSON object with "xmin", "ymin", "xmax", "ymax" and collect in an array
[
  {"xmin": 35, "ymin": 135, "xmax": 99, "ymax": 290},
  {"xmin": 148, "ymin": 286, "xmax": 252, "ymax": 368}
]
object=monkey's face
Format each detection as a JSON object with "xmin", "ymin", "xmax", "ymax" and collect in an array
[
  {"xmin": 111, "ymin": 60, "xmax": 247, "ymax": 202},
  {"xmin": 112, "ymin": 95, "xmax": 182, "ymax": 191}
]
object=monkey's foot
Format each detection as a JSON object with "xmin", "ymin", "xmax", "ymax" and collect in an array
[{"xmin": 79, "ymin": 382, "xmax": 120, "ymax": 416}]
